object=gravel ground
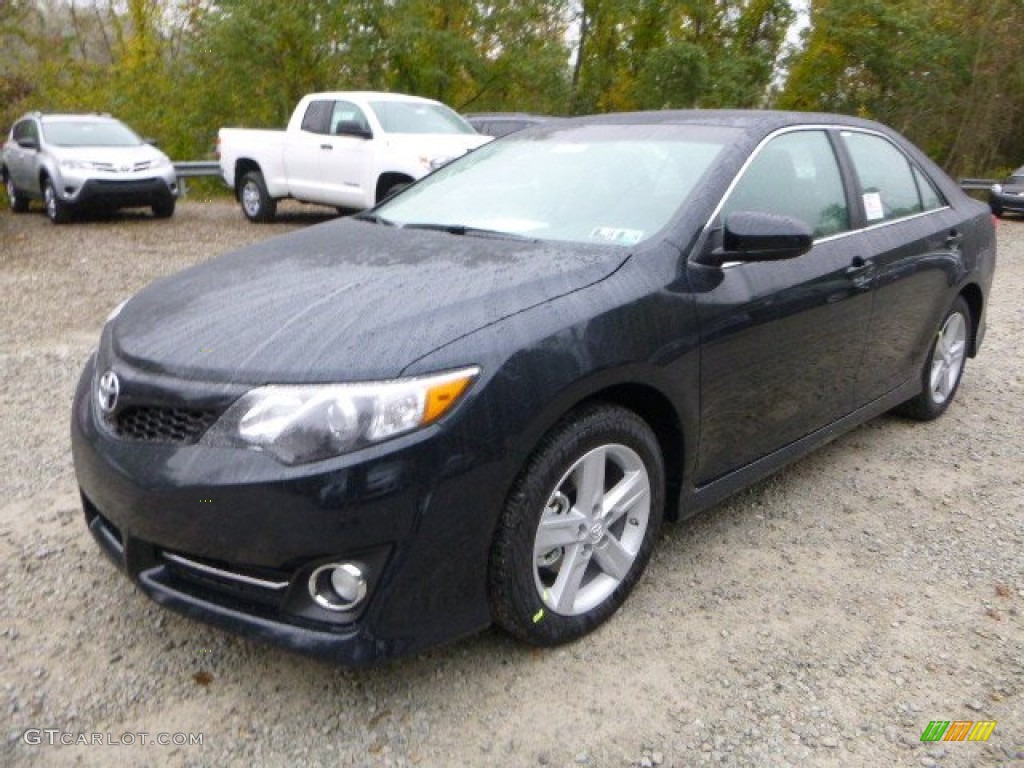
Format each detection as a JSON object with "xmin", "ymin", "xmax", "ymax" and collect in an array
[{"xmin": 1, "ymin": 200, "xmax": 1021, "ymax": 768}]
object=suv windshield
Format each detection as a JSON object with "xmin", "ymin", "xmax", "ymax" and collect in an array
[
  {"xmin": 369, "ymin": 101, "xmax": 475, "ymax": 135},
  {"xmin": 375, "ymin": 124, "xmax": 734, "ymax": 246},
  {"xmin": 42, "ymin": 120, "xmax": 142, "ymax": 147}
]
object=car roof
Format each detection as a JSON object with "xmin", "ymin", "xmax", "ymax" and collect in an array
[
  {"xmin": 465, "ymin": 113, "xmax": 561, "ymax": 121},
  {"xmin": 560, "ymin": 109, "xmax": 887, "ymax": 131},
  {"xmin": 40, "ymin": 113, "xmax": 117, "ymax": 121}
]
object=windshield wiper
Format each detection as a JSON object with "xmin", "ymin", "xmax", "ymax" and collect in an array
[
  {"xmin": 398, "ymin": 222, "xmax": 537, "ymax": 241},
  {"xmin": 353, "ymin": 212, "xmax": 396, "ymax": 226}
]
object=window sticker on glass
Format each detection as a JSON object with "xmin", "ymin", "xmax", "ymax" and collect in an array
[
  {"xmin": 590, "ymin": 227, "xmax": 644, "ymax": 244},
  {"xmin": 863, "ymin": 191, "xmax": 885, "ymax": 222}
]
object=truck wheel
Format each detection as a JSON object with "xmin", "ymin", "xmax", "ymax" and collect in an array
[{"xmin": 239, "ymin": 171, "xmax": 276, "ymax": 222}]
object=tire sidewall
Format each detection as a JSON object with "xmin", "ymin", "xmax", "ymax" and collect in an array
[
  {"xmin": 490, "ymin": 405, "xmax": 665, "ymax": 645},
  {"xmin": 918, "ymin": 297, "xmax": 972, "ymax": 418},
  {"xmin": 240, "ymin": 171, "xmax": 274, "ymax": 222}
]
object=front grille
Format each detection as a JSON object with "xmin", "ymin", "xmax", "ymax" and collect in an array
[{"xmin": 112, "ymin": 406, "xmax": 219, "ymax": 444}]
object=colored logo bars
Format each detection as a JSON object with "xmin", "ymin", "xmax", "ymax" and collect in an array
[{"xmin": 920, "ymin": 721, "xmax": 996, "ymax": 742}]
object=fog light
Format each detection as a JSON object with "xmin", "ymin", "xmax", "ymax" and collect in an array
[{"xmin": 308, "ymin": 562, "xmax": 367, "ymax": 611}]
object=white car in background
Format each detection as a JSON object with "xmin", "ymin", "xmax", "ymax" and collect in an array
[
  {"xmin": 2, "ymin": 112, "xmax": 178, "ymax": 223},
  {"xmin": 217, "ymin": 91, "xmax": 491, "ymax": 222}
]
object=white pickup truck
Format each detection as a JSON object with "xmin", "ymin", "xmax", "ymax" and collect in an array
[{"xmin": 218, "ymin": 91, "xmax": 491, "ymax": 222}]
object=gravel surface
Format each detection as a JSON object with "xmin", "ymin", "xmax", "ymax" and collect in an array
[{"xmin": 1, "ymin": 201, "xmax": 1021, "ymax": 767}]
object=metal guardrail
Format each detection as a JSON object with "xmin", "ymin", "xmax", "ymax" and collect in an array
[
  {"xmin": 173, "ymin": 161, "xmax": 221, "ymax": 197},
  {"xmin": 174, "ymin": 161, "xmax": 220, "ymax": 178},
  {"xmin": 959, "ymin": 178, "xmax": 997, "ymax": 191}
]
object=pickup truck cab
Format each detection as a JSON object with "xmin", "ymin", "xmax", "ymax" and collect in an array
[{"xmin": 218, "ymin": 91, "xmax": 490, "ymax": 222}]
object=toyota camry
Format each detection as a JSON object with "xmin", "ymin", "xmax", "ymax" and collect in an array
[{"xmin": 71, "ymin": 111, "xmax": 996, "ymax": 665}]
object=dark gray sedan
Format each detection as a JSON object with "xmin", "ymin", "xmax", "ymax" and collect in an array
[
  {"xmin": 72, "ymin": 110, "xmax": 995, "ymax": 665},
  {"xmin": 989, "ymin": 166, "xmax": 1024, "ymax": 217}
]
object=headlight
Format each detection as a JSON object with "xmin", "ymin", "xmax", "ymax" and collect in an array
[
  {"xmin": 201, "ymin": 367, "xmax": 480, "ymax": 465},
  {"xmin": 153, "ymin": 155, "xmax": 171, "ymax": 169},
  {"xmin": 992, "ymin": 184, "xmax": 1003, "ymax": 194},
  {"xmin": 60, "ymin": 159, "xmax": 92, "ymax": 171}
]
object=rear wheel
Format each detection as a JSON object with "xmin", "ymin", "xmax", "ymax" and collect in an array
[
  {"xmin": 488, "ymin": 403, "xmax": 664, "ymax": 646},
  {"xmin": 5, "ymin": 174, "xmax": 29, "ymax": 213},
  {"xmin": 896, "ymin": 296, "xmax": 971, "ymax": 420},
  {"xmin": 238, "ymin": 170, "xmax": 276, "ymax": 222},
  {"xmin": 43, "ymin": 178, "xmax": 70, "ymax": 224}
]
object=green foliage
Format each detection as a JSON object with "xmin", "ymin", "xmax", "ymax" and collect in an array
[
  {"xmin": 3, "ymin": 1, "xmax": 1023, "ymax": 177},
  {"xmin": 781, "ymin": 0, "xmax": 1024, "ymax": 176}
]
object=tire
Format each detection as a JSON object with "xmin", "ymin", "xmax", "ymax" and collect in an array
[
  {"xmin": 238, "ymin": 170, "xmax": 276, "ymax": 222},
  {"xmin": 896, "ymin": 296, "xmax": 972, "ymax": 421},
  {"xmin": 152, "ymin": 196, "xmax": 176, "ymax": 219},
  {"xmin": 43, "ymin": 178, "xmax": 70, "ymax": 224},
  {"xmin": 5, "ymin": 173, "xmax": 29, "ymax": 213},
  {"xmin": 488, "ymin": 403, "xmax": 665, "ymax": 646}
]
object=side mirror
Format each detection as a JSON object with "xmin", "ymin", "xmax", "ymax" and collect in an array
[
  {"xmin": 701, "ymin": 211, "xmax": 813, "ymax": 266},
  {"xmin": 17, "ymin": 137, "xmax": 38, "ymax": 151},
  {"xmin": 334, "ymin": 121, "xmax": 373, "ymax": 140},
  {"xmin": 143, "ymin": 137, "xmax": 159, "ymax": 147}
]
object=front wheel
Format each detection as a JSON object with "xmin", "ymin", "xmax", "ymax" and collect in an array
[
  {"xmin": 896, "ymin": 296, "xmax": 972, "ymax": 420},
  {"xmin": 152, "ymin": 196, "xmax": 176, "ymax": 219},
  {"xmin": 238, "ymin": 170, "xmax": 276, "ymax": 222},
  {"xmin": 43, "ymin": 178, "xmax": 70, "ymax": 224},
  {"xmin": 488, "ymin": 403, "xmax": 665, "ymax": 646},
  {"xmin": 5, "ymin": 174, "xmax": 29, "ymax": 213}
]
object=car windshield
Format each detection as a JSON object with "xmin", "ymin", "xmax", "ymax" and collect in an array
[
  {"xmin": 1007, "ymin": 175, "xmax": 1024, "ymax": 185},
  {"xmin": 374, "ymin": 124, "xmax": 734, "ymax": 246},
  {"xmin": 369, "ymin": 101, "xmax": 476, "ymax": 135},
  {"xmin": 42, "ymin": 120, "xmax": 142, "ymax": 147}
]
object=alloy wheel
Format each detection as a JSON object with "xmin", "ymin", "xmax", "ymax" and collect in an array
[{"xmin": 533, "ymin": 443, "xmax": 651, "ymax": 616}]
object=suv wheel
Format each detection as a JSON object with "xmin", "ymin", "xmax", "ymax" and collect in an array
[
  {"xmin": 152, "ymin": 196, "xmax": 176, "ymax": 219},
  {"xmin": 43, "ymin": 178, "xmax": 70, "ymax": 224},
  {"xmin": 5, "ymin": 175, "xmax": 29, "ymax": 213}
]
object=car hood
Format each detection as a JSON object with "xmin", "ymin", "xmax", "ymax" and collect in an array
[
  {"xmin": 51, "ymin": 144, "xmax": 167, "ymax": 166},
  {"xmin": 111, "ymin": 218, "xmax": 628, "ymax": 383}
]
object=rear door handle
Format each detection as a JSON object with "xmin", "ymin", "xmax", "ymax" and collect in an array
[{"xmin": 320, "ymin": 144, "xmax": 333, "ymax": 151}]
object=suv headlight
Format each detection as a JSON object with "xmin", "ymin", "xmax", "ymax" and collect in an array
[
  {"xmin": 153, "ymin": 155, "xmax": 171, "ymax": 169},
  {"xmin": 60, "ymin": 159, "xmax": 93, "ymax": 171},
  {"xmin": 201, "ymin": 367, "xmax": 480, "ymax": 465},
  {"xmin": 992, "ymin": 183, "xmax": 1003, "ymax": 194}
]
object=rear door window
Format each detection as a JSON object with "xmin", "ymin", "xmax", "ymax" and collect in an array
[
  {"xmin": 840, "ymin": 131, "xmax": 924, "ymax": 223},
  {"xmin": 300, "ymin": 101, "xmax": 332, "ymax": 134}
]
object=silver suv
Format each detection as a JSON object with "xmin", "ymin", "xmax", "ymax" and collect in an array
[{"xmin": 2, "ymin": 112, "xmax": 178, "ymax": 223}]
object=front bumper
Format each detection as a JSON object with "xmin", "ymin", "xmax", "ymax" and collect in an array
[
  {"xmin": 57, "ymin": 169, "xmax": 177, "ymax": 208},
  {"xmin": 71, "ymin": 356, "xmax": 505, "ymax": 665},
  {"xmin": 990, "ymin": 190, "xmax": 1024, "ymax": 214}
]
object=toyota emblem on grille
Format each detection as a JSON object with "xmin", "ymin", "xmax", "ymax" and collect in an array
[
  {"xmin": 120, "ymin": 163, "xmax": 132, "ymax": 173},
  {"xmin": 97, "ymin": 370, "xmax": 120, "ymax": 414}
]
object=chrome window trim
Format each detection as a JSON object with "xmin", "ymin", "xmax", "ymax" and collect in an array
[{"xmin": 700, "ymin": 124, "xmax": 952, "ymax": 269}]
